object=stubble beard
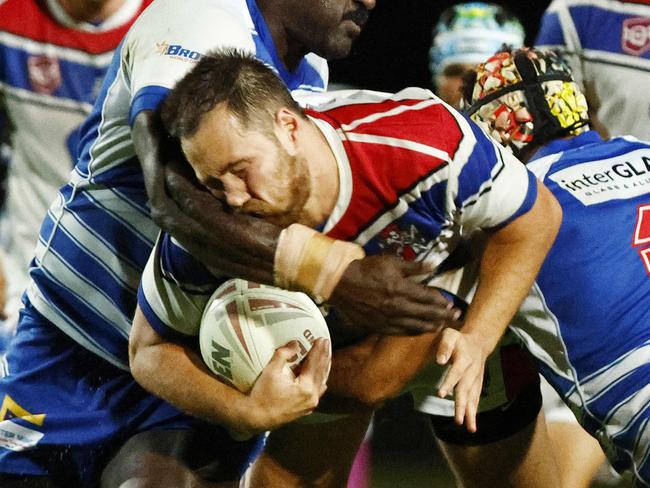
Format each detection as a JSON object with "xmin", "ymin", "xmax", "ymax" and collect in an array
[{"xmin": 240, "ymin": 151, "xmax": 311, "ymax": 228}]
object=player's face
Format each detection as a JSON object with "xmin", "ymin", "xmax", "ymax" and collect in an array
[
  {"xmin": 435, "ymin": 63, "xmax": 474, "ymax": 108},
  {"xmin": 182, "ymin": 106, "xmax": 310, "ymax": 227},
  {"xmin": 288, "ymin": 0, "xmax": 376, "ymax": 60}
]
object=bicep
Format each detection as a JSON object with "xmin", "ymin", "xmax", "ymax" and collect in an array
[{"xmin": 130, "ymin": 305, "xmax": 165, "ymax": 354}]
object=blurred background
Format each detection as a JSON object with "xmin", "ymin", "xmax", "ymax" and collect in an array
[{"xmin": 330, "ymin": 0, "xmax": 551, "ymax": 92}]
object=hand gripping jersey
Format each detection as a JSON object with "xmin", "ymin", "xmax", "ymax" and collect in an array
[
  {"xmin": 26, "ymin": 0, "xmax": 328, "ymax": 370},
  {"xmin": 137, "ymin": 88, "xmax": 537, "ymax": 388},
  {"xmin": 0, "ymin": 0, "xmax": 152, "ymax": 316},
  {"xmin": 535, "ymin": 0, "xmax": 650, "ymax": 140}
]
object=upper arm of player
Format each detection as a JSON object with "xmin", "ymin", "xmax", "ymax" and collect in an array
[
  {"xmin": 123, "ymin": 0, "xmax": 256, "ymax": 127},
  {"xmin": 137, "ymin": 232, "xmax": 225, "ymax": 342}
]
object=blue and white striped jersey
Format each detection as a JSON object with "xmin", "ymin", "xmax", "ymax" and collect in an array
[
  {"xmin": 25, "ymin": 0, "xmax": 328, "ymax": 370},
  {"xmin": 0, "ymin": 0, "xmax": 151, "ymax": 317},
  {"xmin": 509, "ymin": 131, "xmax": 650, "ymax": 481},
  {"xmin": 535, "ymin": 0, "xmax": 650, "ymax": 139}
]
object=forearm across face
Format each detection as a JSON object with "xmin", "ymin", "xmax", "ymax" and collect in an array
[{"xmin": 133, "ymin": 111, "xmax": 279, "ymax": 283}]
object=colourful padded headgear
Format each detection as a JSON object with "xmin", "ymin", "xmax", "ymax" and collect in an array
[
  {"xmin": 464, "ymin": 48, "xmax": 590, "ymax": 159},
  {"xmin": 430, "ymin": 3, "xmax": 525, "ymax": 78}
]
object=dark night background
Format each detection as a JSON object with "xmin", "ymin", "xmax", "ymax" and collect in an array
[{"xmin": 330, "ymin": 0, "xmax": 553, "ymax": 92}]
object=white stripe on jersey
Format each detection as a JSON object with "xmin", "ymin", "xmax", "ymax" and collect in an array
[
  {"xmin": 339, "ymin": 132, "xmax": 453, "ymax": 164},
  {"xmin": 338, "ymin": 98, "xmax": 443, "ymax": 132},
  {"xmin": 583, "ymin": 49, "xmax": 650, "ymax": 71},
  {"xmin": 84, "ymin": 71, "xmax": 133, "ymax": 179},
  {"xmin": 0, "ymin": 31, "xmax": 115, "ymax": 66},
  {"xmin": 510, "ymin": 283, "xmax": 577, "ymax": 382},
  {"xmin": 0, "ymin": 81, "xmax": 92, "ymax": 114},
  {"xmin": 29, "ymin": 235, "xmax": 137, "ymax": 336},
  {"xmin": 577, "ymin": 341, "xmax": 650, "ymax": 403},
  {"xmin": 26, "ymin": 280, "xmax": 129, "ymax": 369}
]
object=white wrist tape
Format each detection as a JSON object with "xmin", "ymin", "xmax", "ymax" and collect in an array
[{"xmin": 274, "ymin": 223, "xmax": 365, "ymax": 303}]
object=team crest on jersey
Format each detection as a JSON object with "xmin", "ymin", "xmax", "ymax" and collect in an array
[
  {"xmin": 27, "ymin": 56, "xmax": 61, "ymax": 94},
  {"xmin": 378, "ymin": 224, "xmax": 429, "ymax": 261},
  {"xmin": 622, "ymin": 17, "xmax": 650, "ymax": 56}
]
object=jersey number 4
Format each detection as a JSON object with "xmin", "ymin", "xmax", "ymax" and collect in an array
[{"xmin": 633, "ymin": 204, "xmax": 650, "ymax": 275}]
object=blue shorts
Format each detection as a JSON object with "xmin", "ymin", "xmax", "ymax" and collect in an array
[{"xmin": 0, "ymin": 300, "xmax": 261, "ymax": 487}]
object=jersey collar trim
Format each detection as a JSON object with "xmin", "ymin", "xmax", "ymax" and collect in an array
[
  {"xmin": 531, "ymin": 130, "xmax": 603, "ymax": 162},
  {"xmin": 309, "ymin": 116, "xmax": 352, "ymax": 234}
]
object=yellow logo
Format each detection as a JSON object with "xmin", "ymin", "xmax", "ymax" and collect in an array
[{"xmin": 0, "ymin": 395, "xmax": 45, "ymax": 426}]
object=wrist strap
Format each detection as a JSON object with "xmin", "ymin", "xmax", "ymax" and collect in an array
[{"xmin": 274, "ymin": 223, "xmax": 365, "ymax": 303}]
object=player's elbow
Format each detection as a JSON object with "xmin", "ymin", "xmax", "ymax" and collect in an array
[
  {"xmin": 129, "ymin": 307, "xmax": 163, "ymax": 388},
  {"xmin": 128, "ymin": 338, "xmax": 148, "ymax": 386}
]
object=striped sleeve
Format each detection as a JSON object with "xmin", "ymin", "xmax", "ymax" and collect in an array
[
  {"xmin": 535, "ymin": 0, "xmax": 569, "ymax": 49},
  {"xmin": 453, "ymin": 117, "xmax": 537, "ymax": 231},
  {"xmin": 124, "ymin": 0, "xmax": 256, "ymax": 125},
  {"xmin": 138, "ymin": 232, "xmax": 226, "ymax": 342}
]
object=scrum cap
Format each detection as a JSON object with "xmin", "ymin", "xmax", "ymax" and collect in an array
[{"xmin": 463, "ymin": 48, "xmax": 589, "ymax": 159}]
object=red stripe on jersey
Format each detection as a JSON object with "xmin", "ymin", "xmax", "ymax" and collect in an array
[
  {"xmin": 319, "ymin": 99, "xmax": 425, "ymax": 126},
  {"xmin": 0, "ymin": 0, "xmax": 152, "ymax": 54},
  {"xmin": 339, "ymin": 103, "xmax": 464, "ymax": 162},
  {"xmin": 326, "ymin": 140, "xmax": 448, "ymax": 241},
  {"xmin": 309, "ymin": 100, "xmax": 465, "ymax": 241}
]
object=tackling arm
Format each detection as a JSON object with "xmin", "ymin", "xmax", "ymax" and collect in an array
[
  {"xmin": 325, "ymin": 330, "xmax": 442, "ymax": 408},
  {"xmin": 435, "ymin": 179, "xmax": 562, "ymax": 431}
]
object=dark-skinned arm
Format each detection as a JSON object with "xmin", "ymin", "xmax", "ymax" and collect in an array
[{"xmin": 133, "ymin": 110, "xmax": 462, "ymax": 335}]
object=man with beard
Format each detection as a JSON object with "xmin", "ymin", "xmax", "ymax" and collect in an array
[
  {"xmin": 132, "ymin": 49, "xmax": 562, "ymax": 487},
  {"xmin": 0, "ymin": 1, "xmax": 448, "ymax": 487}
]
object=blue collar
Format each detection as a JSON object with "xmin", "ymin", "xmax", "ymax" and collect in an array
[
  {"xmin": 246, "ymin": 0, "xmax": 304, "ymax": 78},
  {"xmin": 530, "ymin": 130, "xmax": 603, "ymax": 162}
]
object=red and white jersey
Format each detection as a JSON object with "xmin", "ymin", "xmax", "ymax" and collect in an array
[
  {"xmin": 306, "ymin": 88, "xmax": 536, "ymax": 269},
  {"xmin": 0, "ymin": 0, "xmax": 151, "ymax": 315},
  {"xmin": 137, "ymin": 88, "xmax": 538, "ymax": 354}
]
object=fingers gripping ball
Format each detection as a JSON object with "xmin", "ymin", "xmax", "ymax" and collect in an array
[{"xmin": 199, "ymin": 278, "xmax": 331, "ymax": 393}]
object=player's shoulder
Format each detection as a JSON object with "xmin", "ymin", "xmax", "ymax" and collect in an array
[
  {"xmin": 137, "ymin": 0, "xmax": 249, "ymax": 21},
  {"xmin": 126, "ymin": 0, "xmax": 251, "ymax": 43},
  {"xmin": 0, "ymin": 0, "xmax": 43, "ymax": 30}
]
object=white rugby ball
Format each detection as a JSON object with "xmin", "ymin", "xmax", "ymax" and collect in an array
[{"xmin": 199, "ymin": 278, "xmax": 331, "ymax": 393}]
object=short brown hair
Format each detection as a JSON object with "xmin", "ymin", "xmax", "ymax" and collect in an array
[{"xmin": 160, "ymin": 49, "xmax": 305, "ymax": 139}]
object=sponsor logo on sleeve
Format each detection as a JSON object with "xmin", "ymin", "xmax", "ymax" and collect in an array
[
  {"xmin": 0, "ymin": 420, "xmax": 44, "ymax": 451},
  {"xmin": 548, "ymin": 149, "xmax": 650, "ymax": 205},
  {"xmin": 156, "ymin": 42, "xmax": 203, "ymax": 62},
  {"xmin": 622, "ymin": 17, "xmax": 650, "ymax": 56}
]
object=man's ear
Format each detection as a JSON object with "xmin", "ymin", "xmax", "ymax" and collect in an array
[{"xmin": 274, "ymin": 107, "xmax": 300, "ymax": 155}]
